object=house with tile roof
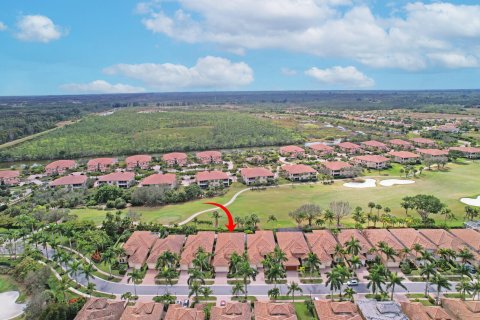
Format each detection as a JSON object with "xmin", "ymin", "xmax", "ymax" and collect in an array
[
  {"xmin": 279, "ymin": 145, "xmax": 305, "ymax": 158},
  {"xmin": 97, "ymin": 171, "xmax": 136, "ymax": 188},
  {"xmin": 164, "ymin": 304, "xmax": 205, "ymax": 320},
  {"xmin": 162, "ymin": 152, "xmax": 188, "ymax": 166},
  {"xmin": 410, "ymin": 137, "xmax": 436, "ymax": 148},
  {"xmin": 357, "ymin": 300, "xmax": 408, "ymax": 320},
  {"xmin": 196, "ymin": 151, "xmax": 222, "ymax": 164},
  {"xmin": 319, "ymin": 161, "xmax": 356, "ymax": 178},
  {"xmin": 120, "ymin": 302, "xmax": 164, "ymax": 320},
  {"xmin": 449, "ymin": 146, "xmax": 480, "ymax": 159},
  {"xmin": 87, "ymin": 158, "xmax": 117, "ymax": 172},
  {"xmin": 122, "ymin": 231, "xmax": 158, "ymax": 269},
  {"xmin": 400, "ymin": 301, "xmax": 452, "ymax": 320},
  {"xmin": 449, "ymin": 228, "xmax": 480, "ymax": 253},
  {"xmin": 276, "ymin": 231, "xmax": 310, "ymax": 270},
  {"xmin": 254, "ymin": 302, "xmax": 297, "ymax": 320},
  {"xmin": 180, "ymin": 231, "xmax": 215, "ymax": 270},
  {"xmin": 0, "ymin": 170, "xmax": 20, "ymax": 186},
  {"xmin": 336, "ymin": 229, "xmax": 374, "ymax": 265},
  {"xmin": 45, "ymin": 160, "xmax": 77, "ymax": 175},
  {"xmin": 388, "ymin": 151, "xmax": 421, "ymax": 164},
  {"xmin": 125, "ymin": 155, "xmax": 152, "ymax": 171},
  {"xmin": 417, "ymin": 149, "xmax": 449, "ymax": 161},
  {"xmin": 352, "ymin": 155, "xmax": 390, "ymax": 169},
  {"xmin": 361, "ymin": 140, "xmax": 388, "ymax": 152},
  {"xmin": 308, "ymin": 143, "xmax": 334, "ymax": 156},
  {"xmin": 441, "ymin": 298, "xmax": 480, "ymax": 320},
  {"xmin": 211, "ymin": 302, "xmax": 251, "ymax": 320},
  {"xmin": 213, "ymin": 233, "xmax": 245, "ymax": 272},
  {"xmin": 240, "ymin": 167, "xmax": 275, "ymax": 185},
  {"xmin": 364, "ymin": 229, "xmax": 405, "ymax": 267},
  {"xmin": 50, "ymin": 174, "xmax": 88, "ymax": 189},
  {"xmin": 247, "ymin": 231, "xmax": 276, "ymax": 269},
  {"xmin": 74, "ymin": 298, "xmax": 125, "ymax": 320},
  {"xmin": 388, "ymin": 139, "xmax": 413, "ymax": 150},
  {"xmin": 195, "ymin": 171, "xmax": 231, "ymax": 188},
  {"xmin": 389, "ymin": 228, "xmax": 436, "ymax": 263},
  {"xmin": 305, "ymin": 230, "xmax": 338, "ymax": 269},
  {"xmin": 139, "ymin": 173, "xmax": 177, "ymax": 189},
  {"xmin": 338, "ymin": 142, "xmax": 362, "ymax": 154},
  {"xmin": 146, "ymin": 235, "xmax": 185, "ymax": 269},
  {"xmin": 280, "ymin": 164, "xmax": 317, "ymax": 181},
  {"xmin": 314, "ymin": 299, "xmax": 362, "ymax": 320}
]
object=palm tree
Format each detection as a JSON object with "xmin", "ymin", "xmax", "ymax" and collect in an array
[
  {"xmin": 303, "ymin": 253, "xmax": 321, "ymax": 279},
  {"xmin": 456, "ymin": 264, "xmax": 474, "ymax": 281},
  {"xmin": 188, "ymin": 281, "xmax": 202, "ymax": 302},
  {"xmin": 345, "ymin": 236, "xmax": 361, "ymax": 256},
  {"xmin": 375, "ymin": 204, "xmax": 382, "ymax": 218},
  {"xmin": 200, "ymin": 286, "xmax": 213, "ymax": 300},
  {"xmin": 267, "ymin": 215, "xmax": 277, "ymax": 229},
  {"xmin": 324, "ymin": 209, "xmax": 335, "ymax": 227},
  {"xmin": 156, "ymin": 251, "xmax": 180, "ymax": 271},
  {"xmin": 431, "ymin": 274, "xmax": 451, "ymax": 305},
  {"xmin": 101, "ymin": 248, "xmax": 116, "ymax": 279},
  {"xmin": 68, "ymin": 259, "xmax": 82, "ymax": 280},
  {"xmin": 81, "ymin": 262, "xmax": 95, "ymax": 287},
  {"xmin": 211, "ymin": 211, "xmax": 221, "ymax": 229},
  {"xmin": 348, "ymin": 255, "xmax": 362, "ymax": 276},
  {"xmin": 188, "ymin": 268, "xmax": 205, "ymax": 286},
  {"xmin": 86, "ymin": 282, "xmax": 96, "ymax": 297},
  {"xmin": 344, "ymin": 287, "xmax": 355, "ymax": 302},
  {"xmin": 268, "ymin": 287, "xmax": 280, "ymax": 301},
  {"xmin": 456, "ymin": 280, "xmax": 471, "ymax": 301},
  {"xmin": 386, "ymin": 272, "xmax": 407, "ymax": 300},
  {"xmin": 378, "ymin": 242, "xmax": 398, "ymax": 264},
  {"xmin": 366, "ymin": 264, "xmax": 387, "ymax": 296},
  {"xmin": 287, "ymin": 281, "xmax": 302, "ymax": 302},
  {"xmin": 232, "ymin": 282, "xmax": 245, "ymax": 299},
  {"xmin": 237, "ymin": 258, "xmax": 257, "ymax": 299},
  {"xmin": 192, "ymin": 247, "xmax": 212, "ymax": 273},
  {"xmin": 326, "ymin": 270, "xmax": 342, "ymax": 301},
  {"xmin": 121, "ymin": 292, "xmax": 133, "ymax": 304},
  {"xmin": 127, "ymin": 269, "xmax": 143, "ymax": 296},
  {"xmin": 229, "ymin": 252, "xmax": 242, "ymax": 276},
  {"xmin": 333, "ymin": 244, "xmax": 345, "ymax": 263},
  {"xmin": 412, "ymin": 243, "xmax": 424, "ymax": 259},
  {"xmin": 420, "ymin": 262, "xmax": 437, "ymax": 297},
  {"xmin": 468, "ymin": 276, "xmax": 480, "ymax": 300},
  {"xmin": 457, "ymin": 248, "xmax": 474, "ymax": 266},
  {"xmin": 368, "ymin": 202, "xmax": 376, "ymax": 214},
  {"xmin": 265, "ymin": 263, "xmax": 285, "ymax": 288}
]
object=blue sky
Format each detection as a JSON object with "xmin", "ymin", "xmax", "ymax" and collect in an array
[{"xmin": 0, "ymin": 0, "xmax": 479, "ymax": 96}]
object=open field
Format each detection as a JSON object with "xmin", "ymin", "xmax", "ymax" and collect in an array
[{"xmin": 73, "ymin": 162, "xmax": 480, "ymax": 228}]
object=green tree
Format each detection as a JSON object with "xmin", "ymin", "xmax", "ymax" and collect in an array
[
  {"xmin": 127, "ymin": 268, "xmax": 143, "ymax": 296},
  {"xmin": 386, "ymin": 272, "xmax": 407, "ymax": 300},
  {"xmin": 287, "ymin": 281, "xmax": 302, "ymax": 302}
]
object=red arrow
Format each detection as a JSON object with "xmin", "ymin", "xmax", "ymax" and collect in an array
[{"xmin": 204, "ymin": 202, "xmax": 236, "ymax": 232}]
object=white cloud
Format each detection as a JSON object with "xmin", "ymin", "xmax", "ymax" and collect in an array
[
  {"xmin": 0, "ymin": 22, "xmax": 7, "ymax": 31},
  {"xmin": 281, "ymin": 67, "xmax": 297, "ymax": 76},
  {"xmin": 15, "ymin": 15, "xmax": 65, "ymax": 43},
  {"xmin": 61, "ymin": 80, "xmax": 146, "ymax": 94},
  {"xmin": 305, "ymin": 66, "xmax": 374, "ymax": 88},
  {"xmin": 138, "ymin": 1, "xmax": 480, "ymax": 70},
  {"xmin": 103, "ymin": 56, "xmax": 254, "ymax": 89}
]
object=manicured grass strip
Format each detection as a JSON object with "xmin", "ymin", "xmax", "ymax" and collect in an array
[{"xmin": 294, "ymin": 302, "xmax": 316, "ymax": 320}]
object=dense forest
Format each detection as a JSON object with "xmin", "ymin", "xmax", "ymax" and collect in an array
[{"xmin": 0, "ymin": 110, "xmax": 303, "ymax": 160}]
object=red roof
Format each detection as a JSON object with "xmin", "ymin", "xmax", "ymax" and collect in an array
[
  {"xmin": 338, "ymin": 142, "xmax": 361, "ymax": 149},
  {"xmin": 322, "ymin": 161, "xmax": 352, "ymax": 171},
  {"xmin": 50, "ymin": 175, "xmax": 87, "ymax": 186},
  {"xmin": 280, "ymin": 145, "xmax": 305, "ymax": 153},
  {"xmin": 281, "ymin": 164, "xmax": 317, "ymax": 174},
  {"xmin": 388, "ymin": 139, "xmax": 412, "ymax": 146},
  {"xmin": 353, "ymin": 155, "xmax": 389, "ymax": 163},
  {"xmin": 87, "ymin": 158, "xmax": 116, "ymax": 166},
  {"xmin": 0, "ymin": 170, "xmax": 20, "ymax": 179},
  {"xmin": 140, "ymin": 173, "xmax": 176, "ymax": 186},
  {"xmin": 361, "ymin": 140, "xmax": 387, "ymax": 148},
  {"xmin": 450, "ymin": 146, "xmax": 480, "ymax": 153},
  {"xmin": 98, "ymin": 172, "xmax": 135, "ymax": 182},
  {"xmin": 308, "ymin": 143, "xmax": 334, "ymax": 151},
  {"xmin": 388, "ymin": 151, "xmax": 420, "ymax": 159},
  {"xmin": 162, "ymin": 152, "xmax": 187, "ymax": 161},
  {"xmin": 196, "ymin": 150, "xmax": 222, "ymax": 158},
  {"xmin": 45, "ymin": 160, "xmax": 76, "ymax": 169},
  {"xmin": 417, "ymin": 148, "xmax": 448, "ymax": 156},
  {"xmin": 410, "ymin": 137, "xmax": 435, "ymax": 144},
  {"xmin": 196, "ymin": 170, "xmax": 229, "ymax": 181},
  {"xmin": 240, "ymin": 167, "xmax": 274, "ymax": 178},
  {"xmin": 125, "ymin": 155, "xmax": 152, "ymax": 163}
]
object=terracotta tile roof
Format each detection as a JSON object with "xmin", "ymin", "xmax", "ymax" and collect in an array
[
  {"xmin": 309, "ymin": 143, "xmax": 334, "ymax": 152},
  {"xmin": 410, "ymin": 138, "xmax": 435, "ymax": 145},
  {"xmin": 146, "ymin": 235, "xmax": 185, "ymax": 266},
  {"xmin": 240, "ymin": 167, "xmax": 274, "ymax": 179},
  {"xmin": 213, "ymin": 233, "xmax": 245, "ymax": 267},
  {"xmin": 314, "ymin": 300, "xmax": 362, "ymax": 320},
  {"xmin": 449, "ymin": 229, "xmax": 480, "ymax": 252},
  {"xmin": 322, "ymin": 161, "xmax": 352, "ymax": 171},
  {"xmin": 196, "ymin": 151, "xmax": 222, "ymax": 158},
  {"xmin": 280, "ymin": 145, "xmax": 305, "ymax": 153},
  {"xmin": 401, "ymin": 302, "xmax": 452, "ymax": 320},
  {"xmin": 211, "ymin": 302, "xmax": 251, "ymax": 320},
  {"xmin": 123, "ymin": 231, "xmax": 158, "ymax": 257},
  {"xmin": 388, "ymin": 151, "xmax": 420, "ymax": 159},
  {"xmin": 388, "ymin": 139, "xmax": 412, "ymax": 146},
  {"xmin": 449, "ymin": 146, "xmax": 480, "ymax": 153},
  {"xmin": 180, "ymin": 231, "xmax": 215, "ymax": 266},
  {"xmin": 419, "ymin": 229, "xmax": 470, "ymax": 252},
  {"xmin": 362, "ymin": 140, "xmax": 387, "ymax": 148},
  {"xmin": 338, "ymin": 142, "xmax": 361, "ymax": 149},
  {"xmin": 442, "ymin": 298, "xmax": 480, "ymax": 320},
  {"xmin": 74, "ymin": 298, "xmax": 125, "ymax": 320},
  {"xmin": 88, "ymin": 158, "xmax": 116, "ymax": 166},
  {"xmin": 98, "ymin": 172, "xmax": 135, "ymax": 182},
  {"xmin": 389, "ymin": 228, "xmax": 436, "ymax": 251},
  {"xmin": 120, "ymin": 302, "xmax": 164, "ymax": 320},
  {"xmin": 125, "ymin": 155, "xmax": 152, "ymax": 164},
  {"xmin": 364, "ymin": 229, "xmax": 405, "ymax": 251},
  {"xmin": 162, "ymin": 152, "xmax": 188, "ymax": 161},
  {"xmin": 0, "ymin": 170, "xmax": 20, "ymax": 179},
  {"xmin": 305, "ymin": 232, "xmax": 334, "ymax": 264},
  {"xmin": 140, "ymin": 173, "xmax": 176, "ymax": 186},
  {"xmin": 50, "ymin": 174, "xmax": 87, "ymax": 187},
  {"xmin": 247, "ymin": 231, "xmax": 276, "ymax": 265},
  {"xmin": 276, "ymin": 232, "xmax": 310, "ymax": 267},
  {"xmin": 417, "ymin": 149, "xmax": 449, "ymax": 156},
  {"xmin": 353, "ymin": 155, "xmax": 389, "ymax": 163},
  {"xmin": 254, "ymin": 302, "xmax": 297, "ymax": 320},
  {"xmin": 281, "ymin": 164, "xmax": 317, "ymax": 174},
  {"xmin": 196, "ymin": 171, "xmax": 229, "ymax": 182},
  {"xmin": 46, "ymin": 160, "xmax": 76, "ymax": 170},
  {"xmin": 164, "ymin": 304, "xmax": 205, "ymax": 320},
  {"xmin": 336, "ymin": 229, "xmax": 372, "ymax": 255}
]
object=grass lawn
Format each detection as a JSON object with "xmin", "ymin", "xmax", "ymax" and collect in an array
[
  {"xmin": 0, "ymin": 276, "xmax": 27, "ymax": 303},
  {"xmin": 74, "ymin": 162, "xmax": 480, "ymax": 228},
  {"xmin": 294, "ymin": 302, "xmax": 316, "ymax": 320}
]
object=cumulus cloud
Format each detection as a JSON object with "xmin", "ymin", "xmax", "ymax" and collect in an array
[
  {"xmin": 305, "ymin": 66, "xmax": 374, "ymax": 88},
  {"xmin": 61, "ymin": 80, "xmax": 146, "ymax": 94},
  {"xmin": 138, "ymin": 1, "xmax": 480, "ymax": 70},
  {"xmin": 103, "ymin": 56, "xmax": 254, "ymax": 89},
  {"xmin": 0, "ymin": 22, "xmax": 7, "ymax": 31},
  {"xmin": 15, "ymin": 15, "xmax": 66, "ymax": 43}
]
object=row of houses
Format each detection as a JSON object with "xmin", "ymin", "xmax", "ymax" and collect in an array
[{"xmin": 120, "ymin": 227, "xmax": 480, "ymax": 271}]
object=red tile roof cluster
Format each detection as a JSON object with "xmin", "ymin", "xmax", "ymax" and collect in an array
[
  {"xmin": 211, "ymin": 302, "xmax": 251, "ymax": 320},
  {"xmin": 98, "ymin": 171, "xmax": 135, "ymax": 182},
  {"xmin": 361, "ymin": 140, "xmax": 387, "ymax": 148},
  {"xmin": 162, "ymin": 152, "xmax": 188, "ymax": 161},
  {"xmin": 410, "ymin": 137, "xmax": 435, "ymax": 145},
  {"xmin": 449, "ymin": 229, "xmax": 480, "ymax": 252},
  {"xmin": 146, "ymin": 235, "xmax": 185, "ymax": 267},
  {"xmin": 388, "ymin": 139, "xmax": 412, "ymax": 146},
  {"xmin": 308, "ymin": 143, "xmax": 334, "ymax": 152},
  {"xmin": 254, "ymin": 302, "xmax": 297, "ymax": 320},
  {"xmin": 338, "ymin": 142, "xmax": 361, "ymax": 149},
  {"xmin": 389, "ymin": 228, "xmax": 436, "ymax": 251},
  {"xmin": 196, "ymin": 150, "xmax": 222, "ymax": 158},
  {"xmin": 322, "ymin": 161, "xmax": 352, "ymax": 171},
  {"xmin": 388, "ymin": 151, "xmax": 420, "ymax": 159},
  {"xmin": 305, "ymin": 231, "xmax": 336, "ymax": 264},
  {"xmin": 140, "ymin": 173, "xmax": 176, "ymax": 186},
  {"xmin": 196, "ymin": 170, "xmax": 229, "ymax": 181},
  {"xmin": 247, "ymin": 231, "xmax": 276, "ymax": 265},
  {"xmin": 364, "ymin": 229, "xmax": 405, "ymax": 251},
  {"xmin": 281, "ymin": 164, "xmax": 317, "ymax": 175},
  {"xmin": 417, "ymin": 149, "xmax": 448, "ymax": 156},
  {"xmin": 279, "ymin": 145, "xmax": 305, "ymax": 153},
  {"xmin": 276, "ymin": 232, "xmax": 310, "ymax": 267},
  {"xmin": 125, "ymin": 155, "xmax": 152, "ymax": 163},
  {"xmin": 240, "ymin": 167, "xmax": 274, "ymax": 178},
  {"xmin": 123, "ymin": 231, "xmax": 158, "ymax": 265},
  {"xmin": 87, "ymin": 158, "xmax": 116, "ymax": 166},
  {"xmin": 75, "ymin": 298, "xmax": 125, "ymax": 320},
  {"xmin": 400, "ymin": 302, "xmax": 452, "ymax": 320},
  {"xmin": 120, "ymin": 302, "xmax": 164, "ymax": 320},
  {"xmin": 0, "ymin": 170, "xmax": 20, "ymax": 179},
  {"xmin": 419, "ymin": 229, "xmax": 470, "ymax": 252},
  {"xmin": 353, "ymin": 155, "xmax": 389, "ymax": 163},
  {"xmin": 337, "ymin": 229, "xmax": 372, "ymax": 254},
  {"xmin": 45, "ymin": 159, "xmax": 76, "ymax": 170},
  {"xmin": 180, "ymin": 232, "xmax": 215, "ymax": 266},
  {"xmin": 314, "ymin": 300, "xmax": 362, "ymax": 320},
  {"xmin": 449, "ymin": 146, "xmax": 480, "ymax": 153},
  {"xmin": 213, "ymin": 233, "xmax": 245, "ymax": 267},
  {"xmin": 50, "ymin": 174, "xmax": 87, "ymax": 186}
]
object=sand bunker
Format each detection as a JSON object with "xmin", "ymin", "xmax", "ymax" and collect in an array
[
  {"xmin": 343, "ymin": 178, "xmax": 376, "ymax": 188},
  {"xmin": 0, "ymin": 291, "xmax": 25, "ymax": 319},
  {"xmin": 460, "ymin": 196, "xmax": 480, "ymax": 207},
  {"xmin": 380, "ymin": 179, "xmax": 415, "ymax": 187}
]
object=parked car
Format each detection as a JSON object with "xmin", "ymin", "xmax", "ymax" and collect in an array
[
  {"xmin": 220, "ymin": 300, "xmax": 226, "ymax": 306},
  {"xmin": 347, "ymin": 279, "xmax": 359, "ymax": 286},
  {"xmin": 183, "ymin": 299, "xmax": 189, "ymax": 307}
]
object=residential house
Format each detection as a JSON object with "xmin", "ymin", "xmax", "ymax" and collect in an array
[
  {"xmin": 314, "ymin": 300, "xmax": 362, "ymax": 320},
  {"xmin": 254, "ymin": 302, "xmax": 297, "ymax": 320},
  {"xmin": 449, "ymin": 146, "xmax": 480, "ymax": 159},
  {"xmin": 319, "ymin": 161, "xmax": 355, "ymax": 178},
  {"xmin": 388, "ymin": 139, "xmax": 413, "ymax": 150},
  {"xmin": 120, "ymin": 302, "xmax": 164, "ymax": 320},
  {"xmin": 449, "ymin": 229, "xmax": 480, "ymax": 254},
  {"xmin": 247, "ymin": 231, "xmax": 276, "ymax": 269},
  {"xmin": 211, "ymin": 302, "xmax": 251, "ymax": 320},
  {"xmin": 389, "ymin": 228, "xmax": 436, "ymax": 262},
  {"xmin": 164, "ymin": 304, "xmax": 205, "ymax": 320},
  {"xmin": 436, "ymin": 124, "xmax": 459, "ymax": 133},
  {"xmin": 388, "ymin": 151, "xmax": 421, "ymax": 164},
  {"xmin": 305, "ymin": 230, "xmax": 338, "ymax": 269},
  {"xmin": 364, "ymin": 229, "xmax": 405, "ymax": 267},
  {"xmin": 213, "ymin": 233, "xmax": 245, "ymax": 273},
  {"xmin": 180, "ymin": 231, "xmax": 215, "ymax": 270},
  {"xmin": 417, "ymin": 149, "xmax": 449, "ymax": 161},
  {"xmin": 146, "ymin": 235, "xmax": 185, "ymax": 269},
  {"xmin": 441, "ymin": 298, "xmax": 480, "ymax": 320},
  {"xmin": 74, "ymin": 298, "xmax": 125, "ymax": 320},
  {"xmin": 45, "ymin": 160, "xmax": 77, "ymax": 175},
  {"xmin": 410, "ymin": 138, "xmax": 436, "ymax": 148},
  {"xmin": 87, "ymin": 158, "xmax": 117, "ymax": 172},
  {"xmin": 280, "ymin": 164, "xmax": 317, "ymax": 181},
  {"xmin": 336, "ymin": 229, "xmax": 374, "ymax": 265},
  {"xmin": 125, "ymin": 155, "xmax": 152, "ymax": 170},
  {"xmin": 97, "ymin": 172, "xmax": 136, "ymax": 188},
  {"xmin": 352, "ymin": 155, "xmax": 389, "ymax": 169},
  {"xmin": 361, "ymin": 140, "xmax": 388, "ymax": 152},
  {"xmin": 196, "ymin": 151, "xmax": 222, "ymax": 164},
  {"xmin": 400, "ymin": 302, "xmax": 452, "ymax": 320},
  {"xmin": 338, "ymin": 142, "xmax": 362, "ymax": 154},
  {"xmin": 50, "ymin": 174, "xmax": 88, "ymax": 189},
  {"xmin": 308, "ymin": 143, "xmax": 334, "ymax": 156},
  {"xmin": 0, "ymin": 170, "xmax": 20, "ymax": 186},
  {"xmin": 162, "ymin": 152, "xmax": 188, "ymax": 166},
  {"xmin": 279, "ymin": 145, "xmax": 305, "ymax": 158},
  {"xmin": 122, "ymin": 231, "xmax": 158, "ymax": 269},
  {"xmin": 357, "ymin": 300, "xmax": 409, "ymax": 320},
  {"xmin": 276, "ymin": 232, "xmax": 310, "ymax": 270},
  {"xmin": 195, "ymin": 171, "xmax": 231, "ymax": 188},
  {"xmin": 139, "ymin": 173, "xmax": 177, "ymax": 189},
  {"xmin": 240, "ymin": 167, "xmax": 275, "ymax": 185}
]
